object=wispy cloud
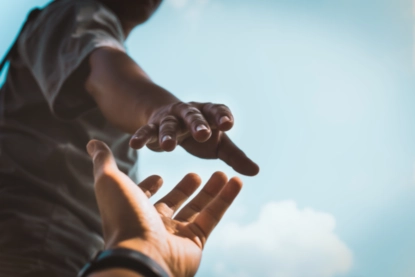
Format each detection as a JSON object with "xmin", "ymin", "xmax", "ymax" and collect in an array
[
  {"xmin": 167, "ymin": 0, "xmax": 190, "ymax": 9},
  {"xmin": 166, "ymin": 0, "xmax": 211, "ymax": 25},
  {"xmin": 208, "ymin": 201, "xmax": 353, "ymax": 277}
]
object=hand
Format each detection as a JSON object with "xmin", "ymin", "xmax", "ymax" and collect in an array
[
  {"xmin": 86, "ymin": 140, "xmax": 243, "ymax": 277},
  {"xmin": 129, "ymin": 101, "xmax": 259, "ymax": 176}
]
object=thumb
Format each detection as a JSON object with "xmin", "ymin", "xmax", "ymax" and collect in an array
[
  {"xmin": 87, "ymin": 139, "xmax": 118, "ymax": 181},
  {"xmin": 86, "ymin": 139, "xmax": 161, "ymax": 247}
]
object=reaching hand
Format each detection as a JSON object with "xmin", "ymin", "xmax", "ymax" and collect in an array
[
  {"xmin": 87, "ymin": 139, "xmax": 243, "ymax": 277},
  {"xmin": 129, "ymin": 101, "xmax": 259, "ymax": 176}
]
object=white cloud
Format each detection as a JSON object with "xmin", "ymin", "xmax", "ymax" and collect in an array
[
  {"xmin": 167, "ymin": 0, "xmax": 190, "ymax": 9},
  {"xmin": 166, "ymin": 0, "xmax": 211, "ymax": 26},
  {"xmin": 206, "ymin": 201, "xmax": 353, "ymax": 277}
]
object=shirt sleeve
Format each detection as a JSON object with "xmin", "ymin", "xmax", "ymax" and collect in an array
[{"xmin": 18, "ymin": 0, "xmax": 126, "ymax": 119}]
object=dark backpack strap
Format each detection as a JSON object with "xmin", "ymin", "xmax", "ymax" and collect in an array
[{"xmin": 0, "ymin": 8, "xmax": 42, "ymax": 74}]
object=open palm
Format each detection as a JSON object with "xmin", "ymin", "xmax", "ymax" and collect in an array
[{"xmin": 87, "ymin": 140, "xmax": 242, "ymax": 277}]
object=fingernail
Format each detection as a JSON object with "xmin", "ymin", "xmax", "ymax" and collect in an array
[
  {"xmin": 86, "ymin": 141, "xmax": 96, "ymax": 157},
  {"xmin": 196, "ymin": 125, "xmax": 208, "ymax": 132},
  {"xmin": 162, "ymin": 135, "xmax": 172, "ymax": 143},
  {"xmin": 132, "ymin": 135, "xmax": 143, "ymax": 141},
  {"xmin": 219, "ymin": 116, "xmax": 231, "ymax": 125}
]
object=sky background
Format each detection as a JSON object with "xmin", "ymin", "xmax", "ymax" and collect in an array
[{"xmin": 1, "ymin": 0, "xmax": 415, "ymax": 276}]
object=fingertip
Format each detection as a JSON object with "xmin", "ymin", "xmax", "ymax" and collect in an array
[
  {"xmin": 87, "ymin": 139, "xmax": 110, "ymax": 158},
  {"xmin": 86, "ymin": 139, "xmax": 98, "ymax": 157},
  {"xmin": 229, "ymin": 176, "xmax": 243, "ymax": 190},
  {"xmin": 160, "ymin": 138, "xmax": 177, "ymax": 152},
  {"xmin": 184, "ymin": 172, "xmax": 202, "ymax": 185},
  {"xmin": 218, "ymin": 117, "xmax": 234, "ymax": 131},
  {"xmin": 211, "ymin": 171, "xmax": 228, "ymax": 183},
  {"xmin": 193, "ymin": 128, "xmax": 211, "ymax": 143},
  {"xmin": 145, "ymin": 175, "xmax": 164, "ymax": 186},
  {"xmin": 196, "ymin": 124, "xmax": 209, "ymax": 133},
  {"xmin": 129, "ymin": 136, "xmax": 145, "ymax": 149},
  {"xmin": 219, "ymin": 176, "xmax": 243, "ymax": 202},
  {"xmin": 234, "ymin": 160, "xmax": 260, "ymax": 177},
  {"xmin": 247, "ymin": 163, "xmax": 260, "ymax": 176},
  {"xmin": 88, "ymin": 140, "xmax": 119, "ymax": 183},
  {"xmin": 140, "ymin": 175, "xmax": 164, "ymax": 197}
]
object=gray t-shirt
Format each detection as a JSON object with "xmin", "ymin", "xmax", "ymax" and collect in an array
[{"xmin": 0, "ymin": 0, "xmax": 138, "ymax": 274}]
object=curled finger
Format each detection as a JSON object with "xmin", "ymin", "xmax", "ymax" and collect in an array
[
  {"xmin": 174, "ymin": 103, "xmax": 211, "ymax": 143},
  {"xmin": 158, "ymin": 115, "xmax": 179, "ymax": 152},
  {"xmin": 202, "ymin": 103, "xmax": 234, "ymax": 131},
  {"xmin": 130, "ymin": 124, "xmax": 158, "ymax": 149}
]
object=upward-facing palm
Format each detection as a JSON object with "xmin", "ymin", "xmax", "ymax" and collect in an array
[{"xmin": 87, "ymin": 140, "xmax": 242, "ymax": 277}]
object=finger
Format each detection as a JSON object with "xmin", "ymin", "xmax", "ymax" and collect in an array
[
  {"xmin": 189, "ymin": 177, "xmax": 243, "ymax": 247},
  {"xmin": 158, "ymin": 115, "xmax": 179, "ymax": 152},
  {"xmin": 87, "ymin": 139, "xmax": 118, "ymax": 180},
  {"xmin": 86, "ymin": 140, "xmax": 163, "ymax": 245},
  {"xmin": 174, "ymin": 171, "xmax": 228, "ymax": 222},
  {"xmin": 154, "ymin": 173, "xmax": 201, "ymax": 218},
  {"xmin": 129, "ymin": 124, "xmax": 158, "ymax": 149},
  {"xmin": 137, "ymin": 175, "xmax": 163, "ymax": 198},
  {"xmin": 202, "ymin": 103, "xmax": 234, "ymax": 131},
  {"xmin": 174, "ymin": 103, "xmax": 211, "ymax": 143},
  {"xmin": 217, "ymin": 134, "xmax": 260, "ymax": 176}
]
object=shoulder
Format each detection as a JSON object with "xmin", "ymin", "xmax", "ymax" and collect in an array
[
  {"xmin": 27, "ymin": 0, "xmax": 123, "ymax": 37},
  {"xmin": 19, "ymin": 0, "xmax": 125, "ymax": 50}
]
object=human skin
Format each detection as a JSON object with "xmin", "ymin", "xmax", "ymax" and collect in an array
[
  {"xmin": 86, "ymin": 44, "xmax": 259, "ymax": 176},
  {"xmin": 85, "ymin": 140, "xmax": 243, "ymax": 277},
  {"xmin": 84, "ymin": 0, "xmax": 259, "ymax": 176}
]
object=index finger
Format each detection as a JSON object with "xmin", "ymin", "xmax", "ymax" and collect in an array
[
  {"xmin": 217, "ymin": 134, "xmax": 260, "ymax": 176},
  {"xmin": 86, "ymin": 140, "xmax": 163, "ymax": 242}
]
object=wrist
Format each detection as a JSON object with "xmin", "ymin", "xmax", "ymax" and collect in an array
[
  {"xmin": 146, "ymin": 98, "xmax": 182, "ymax": 124},
  {"xmin": 79, "ymin": 247, "xmax": 171, "ymax": 277},
  {"xmin": 112, "ymin": 238, "xmax": 172, "ymax": 277},
  {"xmin": 140, "ymin": 83, "xmax": 181, "ymax": 124}
]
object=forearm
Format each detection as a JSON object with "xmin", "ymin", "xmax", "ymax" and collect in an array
[{"xmin": 85, "ymin": 47, "xmax": 180, "ymax": 134}]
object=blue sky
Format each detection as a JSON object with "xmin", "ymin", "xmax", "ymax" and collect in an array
[{"xmin": 1, "ymin": 0, "xmax": 415, "ymax": 276}]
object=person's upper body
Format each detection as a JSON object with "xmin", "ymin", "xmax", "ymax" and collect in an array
[
  {"xmin": 0, "ymin": 0, "xmax": 135, "ymax": 269},
  {"xmin": 0, "ymin": 0, "xmax": 258, "ymax": 273}
]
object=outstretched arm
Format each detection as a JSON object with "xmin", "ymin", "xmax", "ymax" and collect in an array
[{"xmin": 86, "ymin": 47, "xmax": 259, "ymax": 176}]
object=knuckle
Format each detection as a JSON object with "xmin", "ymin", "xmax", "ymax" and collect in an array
[
  {"xmin": 216, "ymin": 104, "xmax": 230, "ymax": 111},
  {"xmin": 137, "ymin": 124, "xmax": 157, "ymax": 137},
  {"xmin": 187, "ymin": 202, "xmax": 202, "ymax": 213},
  {"xmin": 160, "ymin": 115, "xmax": 178, "ymax": 126},
  {"xmin": 188, "ymin": 101, "xmax": 201, "ymax": 106},
  {"xmin": 202, "ymin": 103, "xmax": 231, "ymax": 115},
  {"xmin": 204, "ymin": 206, "xmax": 220, "ymax": 223},
  {"xmin": 213, "ymin": 104, "xmax": 231, "ymax": 114},
  {"xmin": 170, "ymin": 101, "xmax": 188, "ymax": 113},
  {"xmin": 202, "ymin": 102, "xmax": 214, "ymax": 111},
  {"xmin": 183, "ymin": 107, "xmax": 203, "ymax": 120}
]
